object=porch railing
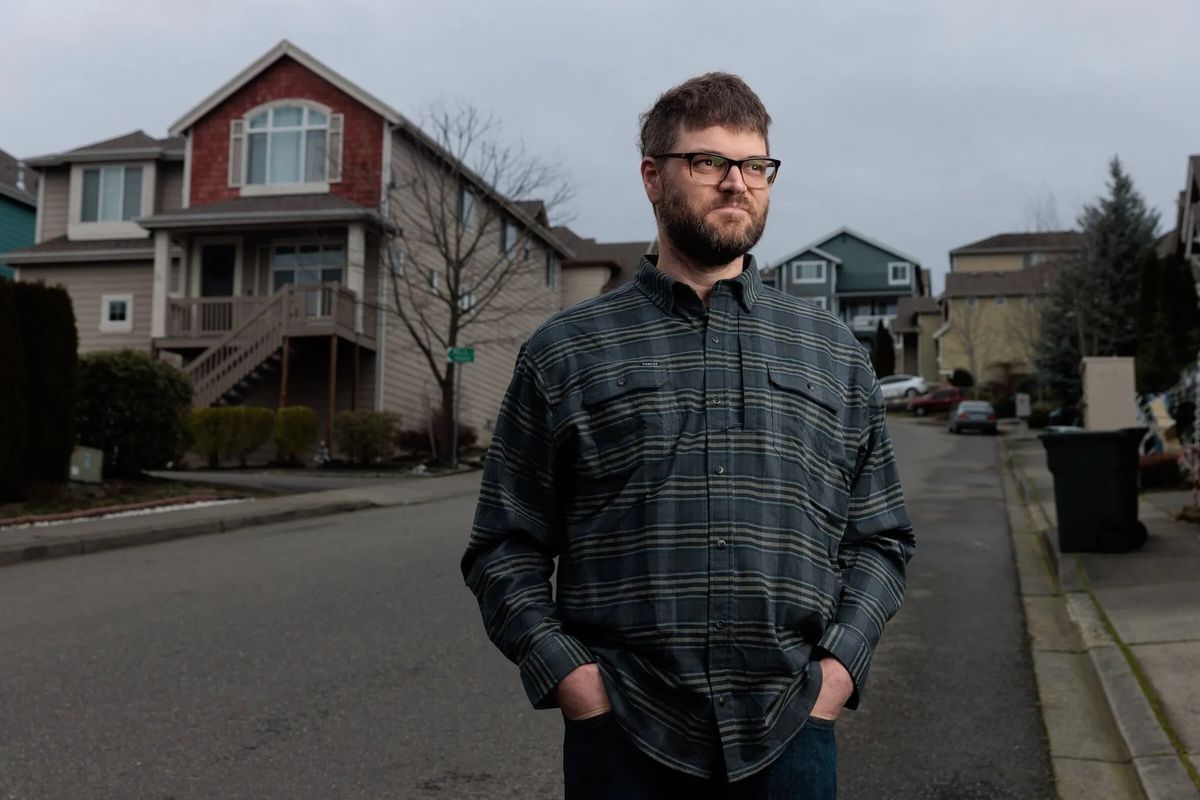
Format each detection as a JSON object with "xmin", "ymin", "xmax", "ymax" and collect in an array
[{"xmin": 167, "ymin": 283, "xmax": 375, "ymax": 343}]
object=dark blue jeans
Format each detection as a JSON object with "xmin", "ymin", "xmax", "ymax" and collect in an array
[{"xmin": 563, "ymin": 713, "xmax": 837, "ymax": 800}]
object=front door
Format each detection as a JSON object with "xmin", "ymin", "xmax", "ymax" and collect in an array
[{"xmin": 200, "ymin": 245, "xmax": 236, "ymax": 297}]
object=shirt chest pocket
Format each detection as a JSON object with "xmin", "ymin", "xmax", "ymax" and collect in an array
[
  {"xmin": 761, "ymin": 366, "xmax": 853, "ymax": 488},
  {"xmin": 579, "ymin": 367, "xmax": 679, "ymax": 478}
]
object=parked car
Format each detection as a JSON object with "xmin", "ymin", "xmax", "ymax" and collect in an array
[
  {"xmin": 948, "ymin": 400, "xmax": 998, "ymax": 434},
  {"xmin": 879, "ymin": 374, "xmax": 928, "ymax": 400},
  {"xmin": 908, "ymin": 387, "xmax": 969, "ymax": 416}
]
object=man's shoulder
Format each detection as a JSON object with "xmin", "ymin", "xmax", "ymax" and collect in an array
[{"xmin": 524, "ymin": 283, "xmax": 647, "ymax": 357}]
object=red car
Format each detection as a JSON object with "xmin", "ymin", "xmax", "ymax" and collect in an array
[{"xmin": 908, "ymin": 387, "xmax": 969, "ymax": 416}]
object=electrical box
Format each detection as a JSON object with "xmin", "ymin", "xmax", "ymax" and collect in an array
[
  {"xmin": 69, "ymin": 446, "xmax": 104, "ymax": 485},
  {"xmin": 1081, "ymin": 357, "xmax": 1137, "ymax": 431}
]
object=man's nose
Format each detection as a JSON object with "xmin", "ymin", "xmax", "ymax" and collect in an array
[{"xmin": 718, "ymin": 163, "xmax": 749, "ymax": 192}]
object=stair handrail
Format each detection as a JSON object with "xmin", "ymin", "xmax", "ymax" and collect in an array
[{"xmin": 186, "ymin": 286, "xmax": 290, "ymax": 407}]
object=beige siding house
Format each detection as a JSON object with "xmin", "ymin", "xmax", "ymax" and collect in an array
[{"xmin": 8, "ymin": 41, "xmax": 576, "ymax": 454}]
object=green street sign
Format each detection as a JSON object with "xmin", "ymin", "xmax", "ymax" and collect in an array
[{"xmin": 447, "ymin": 347, "xmax": 475, "ymax": 364}]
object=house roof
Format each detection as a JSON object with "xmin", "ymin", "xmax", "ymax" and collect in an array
[
  {"xmin": 138, "ymin": 194, "xmax": 391, "ymax": 230},
  {"xmin": 766, "ymin": 226, "xmax": 918, "ymax": 273},
  {"xmin": 552, "ymin": 225, "xmax": 652, "ymax": 289},
  {"xmin": 25, "ymin": 130, "xmax": 184, "ymax": 167},
  {"xmin": 169, "ymin": 40, "xmax": 405, "ymax": 136},
  {"xmin": 890, "ymin": 295, "xmax": 941, "ymax": 333},
  {"xmin": 950, "ymin": 230, "xmax": 1083, "ymax": 255},
  {"xmin": 4, "ymin": 236, "xmax": 158, "ymax": 264},
  {"xmin": 943, "ymin": 263, "xmax": 1058, "ymax": 298},
  {"xmin": 0, "ymin": 147, "xmax": 38, "ymax": 206}
]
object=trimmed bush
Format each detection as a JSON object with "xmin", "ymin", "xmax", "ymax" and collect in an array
[
  {"xmin": 77, "ymin": 350, "xmax": 193, "ymax": 478},
  {"xmin": 0, "ymin": 281, "xmax": 27, "ymax": 499},
  {"xmin": 333, "ymin": 410, "xmax": 400, "ymax": 465},
  {"xmin": 15, "ymin": 282, "xmax": 78, "ymax": 484},
  {"xmin": 1029, "ymin": 402, "xmax": 1054, "ymax": 430},
  {"xmin": 229, "ymin": 407, "xmax": 275, "ymax": 467},
  {"xmin": 275, "ymin": 406, "xmax": 319, "ymax": 464}
]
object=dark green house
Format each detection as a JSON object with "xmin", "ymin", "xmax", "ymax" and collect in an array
[{"xmin": 0, "ymin": 149, "xmax": 38, "ymax": 280}]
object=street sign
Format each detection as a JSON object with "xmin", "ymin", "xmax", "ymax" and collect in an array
[{"xmin": 447, "ymin": 347, "xmax": 475, "ymax": 364}]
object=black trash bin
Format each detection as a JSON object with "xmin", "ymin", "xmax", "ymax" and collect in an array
[{"xmin": 1039, "ymin": 427, "xmax": 1148, "ymax": 553}]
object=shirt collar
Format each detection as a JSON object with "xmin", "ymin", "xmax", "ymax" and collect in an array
[{"xmin": 634, "ymin": 254, "xmax": 764, "ymax": 315}]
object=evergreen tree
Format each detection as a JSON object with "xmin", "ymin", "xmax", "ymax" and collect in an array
[
  {"xmin": 871, "ymin": 320, "xmax": 895, "ymax": 378},
  {"xmin": 1036, "ymin": 157, "xmax": 1159, "ymax": 401}
]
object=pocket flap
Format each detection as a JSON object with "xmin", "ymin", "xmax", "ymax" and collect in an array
[
  {"xmin": 767, "ymin": 366, "xmax": 841, "ymax": 415},
  {"xmin": 583, "ymin": 367, "xmax": 669, "ymax": 405}
]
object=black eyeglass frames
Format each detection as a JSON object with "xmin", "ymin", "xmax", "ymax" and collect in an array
[{"xmin": 653, "ymin": 152, "xmax": 781, "ymax": 188}]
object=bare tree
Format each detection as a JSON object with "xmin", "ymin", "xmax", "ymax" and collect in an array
[
  {"xmin": 1023, "ymin": 188, "xmax": 1062, "ymax": 232},
  {"xmin": 944, "ymin": 296, "xmax": 988, "ymax": 387},
  {"xmin": 382, "ymin": 104, "xmax": 573, "ymax": 466}
]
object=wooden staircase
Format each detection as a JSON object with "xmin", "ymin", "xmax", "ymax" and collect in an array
[{"xmin": 185, "ymin": 290, "xmax": 286, "ymax": 408}]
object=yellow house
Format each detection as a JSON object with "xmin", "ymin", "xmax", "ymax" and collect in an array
[{"xmin": 933, "ymin": 231, "xmax": 1081, "ymax": 388}]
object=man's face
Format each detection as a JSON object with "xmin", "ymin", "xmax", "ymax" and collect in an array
[{"xmin": 645, "ymin": 125, "xmax": 771, "ymax": 270}]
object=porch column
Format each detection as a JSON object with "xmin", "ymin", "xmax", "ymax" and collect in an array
[
  {"xmin": 347, "ymin": 222, "xmax": 366, "ymax": 334},
  {"xmin": 151, "ymin": 230, "xmax": 170, "ymax": 338}
]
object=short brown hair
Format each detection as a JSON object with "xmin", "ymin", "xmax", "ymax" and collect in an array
[{"xmin": 639, "ymin": 72, "xmax": 771, "ymax": 157}]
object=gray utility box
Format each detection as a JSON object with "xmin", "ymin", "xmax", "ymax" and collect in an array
[{"xmin": 69, "ymin": 446, "xmax": 104, "ymax": 485}]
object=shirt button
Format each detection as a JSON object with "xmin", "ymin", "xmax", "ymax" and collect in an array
[
  {"xmin": 714, "ymin": 465, "xmax": 725, "ymax": 475},
  {"xmin": 807, "ymin": 382, "xmax": 815, "ymax": 390},
  {"xmin": 715, "ymin": 619, "xmax": 726, "ymax": 630},
  {"xmin": 711, "ymin": 335, "xmax": 720, "ymax": 344},
  {"xmin": 716, "ymin": 539, "xmax": 727, "ymax": 549},
  {"xmin": 710, "ymin": 397, "xmax": 722, "ymax": 405},
  {"xmin": 616, "ymin": 377, "xmax": 626, "ymax": 386},
  {"xmin": 718, "ymin": 695, "xmax": 729, "ymax": 707}
]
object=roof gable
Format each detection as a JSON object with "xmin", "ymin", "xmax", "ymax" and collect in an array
[
  {"xmin": 768, "ymin": 226, "xmax": 918, "ymax": 272},
  {"xmin": 169, "ymin": 40, "xmax": 404, "ymax": 136},
  {"xmin": 951, "ymin": 230, "xmax": 1083, "ymax": 254}
]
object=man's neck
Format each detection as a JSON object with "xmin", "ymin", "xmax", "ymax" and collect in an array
[{"xmin": 654, "ymin": 237, "xmax": 745, "ymax": 306}]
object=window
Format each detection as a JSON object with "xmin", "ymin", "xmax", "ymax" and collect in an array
[
  {"xmin": 459, "ymin": 289, "xmax": 477, "ymax": 311},
  {"xmin": 459, "ymin": 185, "xmax": 476, "ymax": 229},
  {"xmin": 230, "ymin": 103, "xmax": 342, "ymax": 189},
  {"xmin": 995, "ymin": 295, "xmax": 1006, "ymax": 305},
  {"xmin": 169, "ymin": 257, "xmax": 183, "ymax": 296},
  {"xmin": 803, "ymin": 296, "xmax": 827, "ymax": 309},
  {"xmin": 966, "ymin": 296, "xmax": 978, "ymax": 306},
  {"xmin": 792, "ymin": 260, "xmax": 825, "ymax": 283},
  {"xmin": 271, "ymin": 243, "xmax": 345, "ymax": 290},
  {"xmin": 500, "ymin": 218, "xmax": 516, "ymax": 255},
  {"xmin": 888, "ymin": 261, "xmax": 911, "ymax": 286},
  {"xmin": 99, "ymin": 294, "xmax": 134, "ymax": 333},
  {"xmin": 1024, "ymin": 252, "xmax": 1046, "ymax": 267},
  {"xmin": 81, "ymin": 166, "xmax": 142, "ymax": 222},
  {"xmin": 428, "ymin": 269, "xmax": 441, "ymax": 293},
  {"xmin": 545, "ymin": 250, "xmax": 558, "ymax": 288}
]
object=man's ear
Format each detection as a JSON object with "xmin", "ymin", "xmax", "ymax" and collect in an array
[{"xmin": 641, "ymin": 156, "xmax": 662, "ymax": 205}]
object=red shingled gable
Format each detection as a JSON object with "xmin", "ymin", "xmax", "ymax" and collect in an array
[{"xmin": 187, "ymin": 55, "xmax": 383, "ymax": 209}]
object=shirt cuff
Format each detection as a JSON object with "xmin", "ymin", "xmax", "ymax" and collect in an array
[
  {"xmin": 519, "ymin": 632, "xmax": 596, "ymax": 709},
  {"xmin": 816, "ymin": 622, "xmax": 872, "ymax": 709}
]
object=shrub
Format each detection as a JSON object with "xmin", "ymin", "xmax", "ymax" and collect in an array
[
  {"xmin": 229, "ymin": 407, "xmax": 275, "ymax": 467},
  {"xmin": 949, "ymin": 368, "xmax": 975, "ymax": 388},
  {"xmin": 15, "ymin": 282, "xmax": 78, "ymax": 484},
  {"xmin": 333, "ymin": 410, "xmax": 400, "ymax": 465},
  {"xmin": 275, "ymin": 406, "xmax": 319, "ymax": 463},
  {"xmin": 77, "ymin": 350, "xmax": 193, "ymax": 478},
  {"xmin": 1029, "ymin": 402, "xmax": 1054, "ymax": 430},
  {"xmin": 395, "ymin": 427, "xmax": 433, "ymax": 456},
  {"xmin": 0, "ymin": 281, "xmax": 27, "ymax": 499}
]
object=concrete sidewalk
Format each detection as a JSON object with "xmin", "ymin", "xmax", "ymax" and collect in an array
[
  {"xmin": 1004, "ymin": 433, "xmax": 1200, "ymax": 799},
  {"xmin": 0, "ymin": 470, "xmax": 483, "ymax": 567}
]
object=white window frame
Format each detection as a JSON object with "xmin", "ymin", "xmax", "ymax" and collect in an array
[
  {"xmin": 268, "ymin": 239, "xmax": 346, "ymax": 293},
  {"xmin": 458, "ymin": 289, "xmax": 477, "ymax": 311},
  {"xmin": 500, "ymin": 217, "xmax": 517, "ymax": 256},
  {"xmin": 888, "ymin": 261, "xmax": 911, "ymax": 286},
  {"xmin": 67, "ymin": 162, "xmax": 156, "ymax": 241},
  {"xmin": 459, "ymin": 184, "xmax": 477, "ymax": 230},
  {"xmin": 804, "ymin": 295, "xmax": 828, "ymax": 309},
  {"xmin": 791, "ymin": 260, "xmax": 826, "ymax": 284},
  {"xmin": 99, "ymin": 293, "xmax": 134, "ymax": 334},
  {"xmin": 234, "ymin": 99, "xmax": 342, "ymax": 196},
  {"xmin": 545, "ymin": 249, "xmax": 558, "ymax": 289}
]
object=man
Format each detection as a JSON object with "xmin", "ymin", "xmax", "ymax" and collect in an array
[{"xmin": 462, "ymin": 73, "xmax": 914, "ymax": 799}]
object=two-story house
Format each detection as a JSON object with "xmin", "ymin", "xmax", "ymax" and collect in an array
[
  {"xmin": 763, "ymin": 227, "xmax": 927, "ymax": 349},
  {"xmin": 933, "ymin": 230, "xmax": 1082, "ymax": 388},
  {"xmin": 6, "ymin": 41, "xmax": 572, "ymax": 450},
  {"xmin": 1170, "ymin": 155, "xmax": 1200, "ymax": 289},
  {"xmin": 0, "ymin": 149, "xmax": 38, "ymax": 280}
]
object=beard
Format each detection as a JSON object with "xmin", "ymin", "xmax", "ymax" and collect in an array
[{"xmin": 656, "ymin": 181, "xmax": 768, "ymax": 270}]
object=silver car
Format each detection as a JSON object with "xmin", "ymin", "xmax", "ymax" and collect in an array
[
  {"xmin": 879, "ymin": 374, "xmax": 928, "ymax": 400},
  {"xmin": 948, "ymin": 400, "xmax": 998, "ymax": 435}
]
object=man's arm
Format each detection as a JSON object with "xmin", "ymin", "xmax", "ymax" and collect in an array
[
  {"xmin": 460, "ymin": 346, "xmax": 595, "ymax": 710},
  {"xmin": 816, "ymin": 390, "xmax": 916, "ymax": 709}
]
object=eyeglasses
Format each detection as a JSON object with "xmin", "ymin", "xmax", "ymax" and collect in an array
[{"xmin": 654, "ymin": 152, "xmax": 781, "ymax": 188}]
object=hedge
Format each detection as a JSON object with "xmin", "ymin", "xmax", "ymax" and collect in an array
[
  {"xmin": 77, "ymin": 350, "xmax": 193, "ymax": 478},
  {"xmin": 333, "ymin": 410, "xmax": 400, "ymax": 465},
  {"xmin": 0, "ymin": 281, "xmax": 27, "ymax": 499},
  {"xmin": 275, "ymin": 406, "xmax": 319, "ymax": 463},
  {"xmin": 15, "ymin": 282, "xmax": 79, "ymax": 483}
]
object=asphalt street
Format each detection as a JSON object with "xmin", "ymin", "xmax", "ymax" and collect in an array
[{"xmin": 0, "ymin": 417, "xmax": 1052, "ymax": 799}]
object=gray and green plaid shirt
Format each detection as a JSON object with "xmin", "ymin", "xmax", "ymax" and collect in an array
[{"xmin": 462, "ymin": 255, "xmax": 914, "ymax": 781}]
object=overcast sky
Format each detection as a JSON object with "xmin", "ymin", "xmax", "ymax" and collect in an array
[{"xmin": 3, "ymin": 0, "xmax": 1196, "ymax": 293}]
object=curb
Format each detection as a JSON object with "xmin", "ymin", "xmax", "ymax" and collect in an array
[{"xmin": 1003, "ymin": 438, "xmax": 1200, "ymax": 799}]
